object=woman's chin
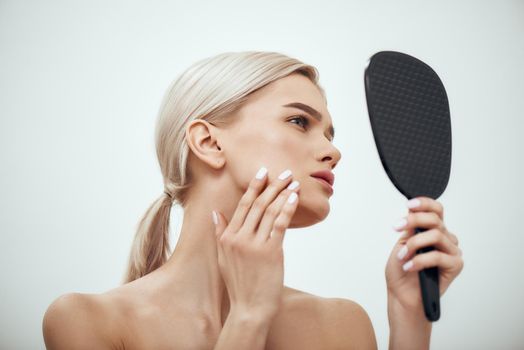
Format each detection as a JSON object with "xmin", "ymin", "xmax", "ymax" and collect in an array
[{"xmin": 289, "ymin": 200, "xmax": 330, "ymax": 228}]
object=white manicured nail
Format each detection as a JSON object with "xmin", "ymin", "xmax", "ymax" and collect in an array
[
  {"xmin": 278, "ymin": 169, "xmax": 292, "ymax": 180},
  {"xmin": 212, "ymin": 210, "xmax": 218, "ymax": 225},
  {"xmin": 287, "ymin": 192, "xmax": 298, "ymax": 204},
  {"xmin": 402, "ymin": 260, "xmax": 413, "ymax": 271},
  {"xmin": 407, "ymin": 198, "xmax": 421, "ymax": 209},
  {"xmin": 393, "ymin": 218, "xmax": 407, "ymax": 230},
  {"xmin": 255, "ymin": 167, "xmax": 268, "ymax": 179},
  {"xmin": 397, "ymin": 245, "xmax": 408, "ymax": 260},
  {"xmin": 287, "ymin": 180, "xmax": 299, "ymax": 190}
]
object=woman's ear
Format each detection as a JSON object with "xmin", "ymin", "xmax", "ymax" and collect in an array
[{"xmin": 185, "ymin": 120, "xmax": 224, "ymax": 169}]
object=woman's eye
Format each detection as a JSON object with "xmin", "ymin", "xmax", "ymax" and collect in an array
[{"xmin": 289, "ymin": 115, "xmax": 310, "ymax": 129}]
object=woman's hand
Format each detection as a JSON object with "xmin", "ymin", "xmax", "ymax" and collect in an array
[
  {"xmin": 212, "ymin": 167, "xmax": 300, "ymax": 321},
  {"xmin": 385, "ymin": 196, "xmax": 464, "ymax": 312}
]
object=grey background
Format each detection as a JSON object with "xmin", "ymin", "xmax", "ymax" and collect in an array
[{"xmin": 1, "ymin": 0, "xmax": 522, "ymax": 349}]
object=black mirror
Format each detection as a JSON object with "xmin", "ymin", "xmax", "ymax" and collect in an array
[{"xmin": 364, "ymin": 51, "xmax": 452, "ymax": 321}]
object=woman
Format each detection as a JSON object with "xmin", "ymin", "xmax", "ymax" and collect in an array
[{"xmin": 42, "ymin": 51, "xmax": 464, "ymax": 349}]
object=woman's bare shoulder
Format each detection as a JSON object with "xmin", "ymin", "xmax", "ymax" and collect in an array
[
  {"xmin": 320, "ymin": 296, "xmax": 378, "ymax": 349},
  {"xmin": 272, "ymin": 287, "xmax": 378, "ymax": 350},
  {"xmin": 42, "ymin": 292, "xmax": 123, "ymax": 350}
]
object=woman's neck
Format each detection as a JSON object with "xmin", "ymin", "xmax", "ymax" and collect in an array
[{"xmin": 146, "ymin": 194, "xmax": 238, "ymax": 329}]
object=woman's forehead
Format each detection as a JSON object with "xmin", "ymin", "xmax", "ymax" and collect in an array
[{"xmin": 249, "ymin": 75, "xmax": 329, "ymax": 114}]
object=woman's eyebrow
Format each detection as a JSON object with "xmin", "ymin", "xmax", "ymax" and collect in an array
[{"xmin": 282, "ymin": 102, "xmax": 335, "ymax": 140}]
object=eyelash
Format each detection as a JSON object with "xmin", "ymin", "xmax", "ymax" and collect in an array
[
  {"xmin": 288, "ymin": 115, "xmax": 310, "ymax": 130},
  {"xmin": 288, "ymin": 114, "xmax": 334, "ymax": 142}
]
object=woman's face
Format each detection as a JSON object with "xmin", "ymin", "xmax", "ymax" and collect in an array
[{"xmin": 220, "ymin": 73, "xmax": 342, "ymax": 228}]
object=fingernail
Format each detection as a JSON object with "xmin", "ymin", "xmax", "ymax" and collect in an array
[
  {"xmin": 278, "ymin": 169, "xmax": 292, "ymax": 180},
  {"xmin": 287, "ymin": 180, "xmax": 299, "ymax": 190},
  {"xmin": 407, "ymin": 198, "xmax": 421, "ymax": 209},
  {"xmin": 393, "ymin": 218, "xmax": 407, "ymax": 231},
  {"xmin": 255, "ymin": 166, "xmax": 268, "ymax": 179},
  {"xmin": 397, "ymin": 245, "xmax": 408, "ymax": 260},
  {"xmin": 287, "ymin": 192, "xmax": 298, "ymax": 204},
  {"xmin": 402, "ymin": 260, "xmax": 413, "ymax": 271}
]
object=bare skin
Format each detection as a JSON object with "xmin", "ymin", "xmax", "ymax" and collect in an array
[{"xmin": 43, "ymin": 73, "xmax": 378, "ymax": 349}]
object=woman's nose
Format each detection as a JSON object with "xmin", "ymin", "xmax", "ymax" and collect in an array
[{"xmin": 319, "ymin": 142, "xmax": 341, "ymax": 169}]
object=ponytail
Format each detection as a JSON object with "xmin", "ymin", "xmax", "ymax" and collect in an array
[{"xmin": 122, "ymin": 193, "xmax": 173, "ymax": 283}]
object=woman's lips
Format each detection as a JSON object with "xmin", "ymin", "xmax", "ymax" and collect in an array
[{"xmin": 311, "ymin": 176, "xmax": 334, "ymax": 195}]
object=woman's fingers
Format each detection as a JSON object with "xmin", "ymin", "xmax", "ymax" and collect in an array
[
  {"xmin": 401, "ymin": 249, "xmax": 464, "ymax": 273},
  {"xmin": 214, "ymin": 166, "xmax": 298, "ymax": 244},
  {"xmin": 224, "ymin": 166, "xmax": 269, "ymax": 234},
  {"xmin": 406, "ymin": 196, "xmax": 444, "ymax": 220},
  {"xmin": 394, "ymin": 211, "xmax": 444, "ymax": 233},
  {"xmin": 212, "ymin": 210, "xmax": 227, "ymax": 262},
  {"xmin": 448, "ymin": 231, "xmax": 459, "ymax": 246},
  {"xmin": 256, "ymin": 181, "xmax": 300, "ymax": 243},
  {"xmin": 397, "ymin": 228, "xmax": 462, "ymax": 263},
  {"xmin": 267, "ymin": 191, "xmax": 299, "ymax": 247},
  {"xmin": 395, "ymin": 199, "xmax": 459, "ymax": 252},
  {"xmin": 240, "ymin": 168, "xmax": 294, "ymax": 236}
]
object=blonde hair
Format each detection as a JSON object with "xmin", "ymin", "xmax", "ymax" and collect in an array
[{"xmin": 123, "ymin": 51, "xmax": 325, "ymax": 283}]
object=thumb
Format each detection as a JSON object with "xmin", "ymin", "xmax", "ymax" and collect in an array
[{"xmin": 212, "ymin": 210, "xmax": 228, "ymax": 238}]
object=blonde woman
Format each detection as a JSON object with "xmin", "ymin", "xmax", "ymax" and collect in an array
[{"xmin": 42, "ymin": 51, "xmax": 463, "ymax": 349}]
